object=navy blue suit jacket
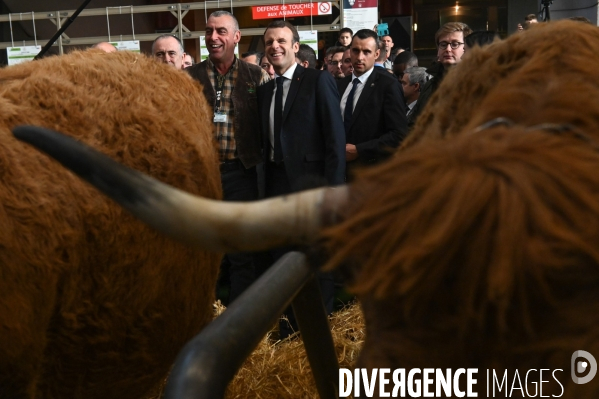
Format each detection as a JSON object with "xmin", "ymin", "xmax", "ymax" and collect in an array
[
  {"xmin": 338, "ymin": 69, "xmax": 408, "ymax": 163},
  {"xmin": 258, "ymin": 65, "xmax": 345, "ymax": 192}
]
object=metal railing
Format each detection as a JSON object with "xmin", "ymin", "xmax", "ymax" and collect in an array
[{"xmin": 0, "ymin": 1, "xmax": 342, "ymax": 54}]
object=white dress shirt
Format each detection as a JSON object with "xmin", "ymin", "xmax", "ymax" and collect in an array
[
  {"xmin": 340, "ymin": 67, "xmax": 375, "ymax": 121},
  {"xmin": 407, "ymin": 100, "xmax": 417, "ymax": 116},
  {"xmin": 269, "ymin": 63, "xmax": 298, "ymax": 161}
]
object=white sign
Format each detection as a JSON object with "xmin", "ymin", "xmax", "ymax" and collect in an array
[
  {"xmin": 199, "ymin": 37, "xmax": 239, "ymax": 62},
  {"xmin": 299, "ymin": 30, "xmax": 318, "ymax": 53},
  {"xmin": 6, "ymin": 46, "xmax": 41, "ymax": 66},
  {"xmin": 342, "ymin": 0, "xmax": 378, "ymax": 34},
  {"xmin": 112, "ymin": 41, "xmax": 140, "ymax": 52}
]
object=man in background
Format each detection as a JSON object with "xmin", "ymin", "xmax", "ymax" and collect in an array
[
  {"xmin": 325, "ymin": 45, "xmax": 347, "ymax": 79},
  {"xmin": 392, "ymin": 50, "xmax": 418, "ymax": 79},
  {"xmin": 241, "ymin": 51, "xmax": 262, "ymax": 65},
  {"xmin": 401, "ymin": 66, "xmax": 428, "ymax": 124},
  {"xmin": 518, "ymin": 13, "xmax": 538, "ymax": 30},
  {"xmin": 408, "ymin": 22, "xmax": 472, "ymax": 128},
  {"xmin": 340, "ymin": 47, "xmax": 353, "ymax": 77},
  {"xmin": 182, "ymin": 54, "xmax": 194, "ymax": 68},
  {"xmin": 259, "ymin": 54, "xmax": 275, "ymax": 79},
  {"xmin": 338, "ymin": 29, "xmax": 407, "ymax": 179},
  {"xmin": 152, "ymin": 34, "xmax": 186, "ymax": 70},
  {"xmin": 295, "ymin": 44, "xmax": 317, "ymax": 69},
  {"xmin": 380, "ymin": 34, "xmax": 395, "ymax": 69},
  {"xmin": 92, "ymin": 42, "xmax": 117, "ymax": 53}
]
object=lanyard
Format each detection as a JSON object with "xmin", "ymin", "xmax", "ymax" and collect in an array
[{"xmin": 214, "ymin": 69, "xmax": 227, "ymax": 113}]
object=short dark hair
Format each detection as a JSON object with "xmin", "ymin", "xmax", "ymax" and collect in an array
[
  {"xmin": 464, "ymin": 31, "xmax": 500, "ymax": 48},
  {"xmin": 296, "ymin": 44, "xmax": 317, "ymax": 69},
  {"xmin": 264, "ymin": 20, "xmax": 300, "ymax": 44},
  {"xmin": 209, "ymin": 10, "xmax": 240, "ymax": 31},
  {"xmin": 325, "ymin": 45, "xmax": 347, "ymax": 58},
  {"xmin": 339, "ymin": 27, "xmax": 353, "ymax": 37},
  {"xmin": 393, "ymin": 50, "xmax": 418, "ymax": 67},
  {"xmin": 376, "ymin": 41, "xmax": 387, "ymax": 62},
  {"xmin": 525, "ymin": 14, "xmax": 537, "ymax": 22},
  {"xmin": 184, "ymin": 54, "xmax": 196, "ymax": 66},
  {"xmin": 241, "ymin": 51, "xmax": 263, "ymax": 59},
  {"xmin": 353, "ymin": 29, "xmax": 378, "ymax": 43},
  {"xmin": 569, "ymin": 16, "xmax": 592, "ymax": 24}
]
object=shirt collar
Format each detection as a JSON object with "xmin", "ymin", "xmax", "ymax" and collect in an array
[
  {"xmin": 274, "ymin": 62, "xmax": 298, "ymax": 80},
  {"xmin": 207, "ymin": 56, "xmax": 238, "ymax": 74},
  {"xmin": 352, "ymin": 66, "xmax": 375, "ymax": 84}
]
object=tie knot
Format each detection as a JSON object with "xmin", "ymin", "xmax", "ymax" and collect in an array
[
  {"xmin": 276, "ymin": 76, "xmax": 285, "ymax": 87},
  {"xmin": 352, "ymin": 78, "xmax": 361, "ymax": 87}
]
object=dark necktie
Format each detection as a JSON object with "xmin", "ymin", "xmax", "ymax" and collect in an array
[
  {"xmin": 344, "ymin": 78, "xmax": 360, "ymax": 135},
  {"xmin": 273, "ymin": 76, "xmax": 285, "ymax": 163}
]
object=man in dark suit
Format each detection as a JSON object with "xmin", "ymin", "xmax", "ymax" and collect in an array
[
  {"xmin": 257, "ymin": 20, "xmax": 345, "ymax": 338},
  {"xmin": 258, "ymin": 20, "xmax": 345, "ymax": 196},
  {"xmin": 338, "ymin": 29, "xmax": 408, "ymax": 180}
]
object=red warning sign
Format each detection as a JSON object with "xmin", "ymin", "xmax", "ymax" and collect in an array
[{"xmin": 252, "ymin": 2, "xmax": 333, "ymax": 20}]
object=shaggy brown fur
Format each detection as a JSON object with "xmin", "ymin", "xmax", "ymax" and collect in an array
[
  {"xmin": 325, "ymin": 128, "xmax": 599, "ymax": 397},
  {"xmin": 0, "ymin": 50, "xmax": 221, "ymax": 399},
  {"xmin": 404, "ymin": 20, "xmax": 599, "ymax": 148},
  {"xmin": 323, "ymin": 21, "xmax": 599, "ymax": 397}
]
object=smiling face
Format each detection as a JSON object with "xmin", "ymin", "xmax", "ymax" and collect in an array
[
  {"xmin": 205, "ymin": 15, "xmax": 240, "ymax": 65},
  {"xmin": 350, "ymin": 36, "xmax": 379, "ymax": 77},
  {"xmin": 264, "ymin": 27, "xmax": 300, "ymax": 75}
]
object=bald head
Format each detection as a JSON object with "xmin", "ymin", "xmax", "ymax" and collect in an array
[{"xmin": 92, "ymin": 42, "xmax": 117, "ymax": 53}]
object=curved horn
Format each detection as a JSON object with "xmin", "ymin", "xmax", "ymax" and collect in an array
[{"xmin": 13, "ymin": 125, "xmax": 348, "ymax": 253}]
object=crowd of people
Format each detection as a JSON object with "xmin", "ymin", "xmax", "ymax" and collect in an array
[{"xmin": 89, "ymin": 11, "xmax": 591, "ymax": 338}]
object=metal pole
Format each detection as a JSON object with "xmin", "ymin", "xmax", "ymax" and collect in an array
[
  {"xmin": 292, "ymin": 276, "xmax": 340, "ymax": 398},
  {"xmin": 34, "ymin": 0, "xmax": 93, "ymax": 59},
  {"xmin": 164, "ymin": 252, "xmax": 332, "ymax": 399}
]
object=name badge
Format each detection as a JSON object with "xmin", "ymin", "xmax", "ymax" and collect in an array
[{"xmin": 213, "ymin": 112, "xmax": 227, "ymax": 123}]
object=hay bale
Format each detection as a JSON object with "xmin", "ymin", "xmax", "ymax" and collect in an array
[
  {"xmin": 225, "ymin": 302, "xmax": 365, "ymax": 399},
  {"xmin": 150, "ymin": 301, "xmax": 365, "ymax": 399}
]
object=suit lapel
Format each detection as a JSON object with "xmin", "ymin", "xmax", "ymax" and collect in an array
[
  {"xmin": 261, "ymin": 80, "xmax": 275, "ymax": 142},
  {"xmin": 350, "ymin": 71, "xmax": 378, "ymax": 127},
  {"xmin": 338, "ymin": 76, "xmax": 351, "ymax": 97},
  {"xmin": 282, "ymin": 65, "xmax": 305, "ymax": 122}
]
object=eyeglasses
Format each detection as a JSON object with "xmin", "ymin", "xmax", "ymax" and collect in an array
[
  {"xmin": 328, "ymin": 60, "xmax": 342, "ymax": 67},
  {"xmin": 437, "ymin": 41, "xmax": 464, "ymax": 50}
]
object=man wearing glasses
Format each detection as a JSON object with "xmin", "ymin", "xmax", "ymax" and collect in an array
[
  {"xmin": 408, "ymin": 22, "xmax": 472, "ymax": 128},
  {"xmin": 325, "ymin": 46, "xmax": 348, "ymax": 79}
]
